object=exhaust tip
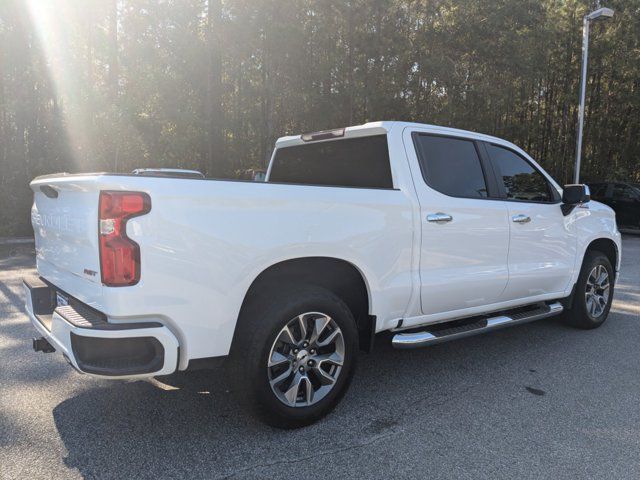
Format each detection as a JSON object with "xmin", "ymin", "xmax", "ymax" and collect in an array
[{"xmin": 32, "ymin": 337, "xmax": 55, "ymax": 353}]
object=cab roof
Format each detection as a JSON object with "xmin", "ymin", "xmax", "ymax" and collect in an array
[{"xmin": 275, "ymin": 121, "xmax": 511, "ymax": 149}]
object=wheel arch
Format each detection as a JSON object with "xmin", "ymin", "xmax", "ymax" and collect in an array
[
  {"xmin": 562, "ymin": 234, "xmax": 620, "ymax": 309},
  {"xmin": 235, "ymin": 257, "xmax": 376, "ymax": 353},
  {"xmin": 585, "ymin": 237, "xmax": 619, "ymax": 272},
  {"xmin": 560, "ymin": 236, "xmax": 618, "ymax": 327}
]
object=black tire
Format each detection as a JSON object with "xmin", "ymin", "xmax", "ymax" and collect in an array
[
  {"xmin": 228, "ymin": 285, "xmax": 358, "ymax": 429},
  {"xmin": 562, "ymin": 250, "xmax": 615, "ymax": 329}
]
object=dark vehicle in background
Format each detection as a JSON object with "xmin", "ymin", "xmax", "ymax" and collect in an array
[{"xmin": 589, "ymin": 182, "xmax": 640, "ymax": 230}]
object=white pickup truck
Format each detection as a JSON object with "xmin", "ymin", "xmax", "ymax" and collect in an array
[{"xmin": 24, "ymin": 121, "xmax": 621, "ymax": 428}]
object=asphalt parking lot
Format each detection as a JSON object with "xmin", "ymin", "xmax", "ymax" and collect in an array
[{"xmin": 1, "ymin": 236, "xmax": 639, "ymax": 480}]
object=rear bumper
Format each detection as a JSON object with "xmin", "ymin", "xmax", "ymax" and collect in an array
[{"xmin": 23, "ymin": 275, "xmax": 179, "ymax": 379}]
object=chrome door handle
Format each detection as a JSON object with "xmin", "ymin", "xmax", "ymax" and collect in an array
[
  {"xmin": 427, "ymin": 212, "xmax": 453, "ymax": 223},
  {"xmin": 512, "ymin": 214, "xmax": 531, "ymax": 224}
]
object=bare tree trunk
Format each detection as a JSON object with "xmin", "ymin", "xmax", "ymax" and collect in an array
[
  {"xmin": 260, "ymin": 40, "xmax": 271, "ymax": 167},
  {"xmin": 13, "ymin": 26, "xmax": 30, "ymax": 196},
  {"xmin": 109, "ymin": 0, "xmax": 120, "ymax": 171},
  {"xmin": 109, "ymin": 0, "xmax": 119, "ymax": 96},
  {"xmin": 85, "ymin": 16, "xmax": 94, "ymax": 167},
  {"xmin": 0, "ymin": 47, "xmax": 6, "ymax": 171},
  {"xmin": 206, "ymin": 0, "xmax": 224, "ymax": 176},
  {"xmin": 259, "ymin": 9, "xmax": 274, "ymax": 169},
  {"xmin": 347, "ymin": 1, "xmax": 354, "ymax": 125}
]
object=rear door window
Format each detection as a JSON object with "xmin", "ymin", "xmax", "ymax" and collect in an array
[
  {"xmin": 268, "ymin": 135, "xmax": 393, "ymax": 188},
  {"xmin": 412, "ymin": 134, "xmax": 488, "ymax": 198}
]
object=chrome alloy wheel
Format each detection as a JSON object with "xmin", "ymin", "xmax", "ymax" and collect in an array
[
  {"xmin": 267, "ymin": 312, "xmax": 345, "ymax": 408},
  {"xmin": 585, "ymin": 264, "xmax": 610, "ymax": 318}
]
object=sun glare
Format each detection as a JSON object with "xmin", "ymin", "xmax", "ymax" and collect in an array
[{"xmin": 26, "ymin": 0, "xmax": 96, "ymax": 169}]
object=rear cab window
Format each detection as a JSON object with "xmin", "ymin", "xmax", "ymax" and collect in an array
[{"xmin": 268, "ymin": 135, "xmax": 393, "ymax": 189}]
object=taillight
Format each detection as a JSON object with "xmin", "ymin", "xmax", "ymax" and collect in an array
[{"xmin": 98, "ymin": 191, "xmax": 151, "ymax": 286}]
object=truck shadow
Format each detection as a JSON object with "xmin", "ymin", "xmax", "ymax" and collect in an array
[{"xmin": 50, "ymin": 309, "xmax": 639, "ymax": 479}]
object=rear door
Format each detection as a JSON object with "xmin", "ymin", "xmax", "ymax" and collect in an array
[
  {"xmin": 484, "ymin": 143, "xmax": 577, "ymax": 300},
  {"xmin": 405, "ymin": 130, "xmax": 510, "ymax": 316}
]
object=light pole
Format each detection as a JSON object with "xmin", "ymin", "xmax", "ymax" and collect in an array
[{"xmin": 574, "ymin": 7, "xmax": 614, "ymax": 183}]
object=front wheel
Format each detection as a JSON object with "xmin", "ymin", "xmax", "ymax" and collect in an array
[
  {"xmin": 562, "ymin": 251, "xmax": 615, "ymax": 329},
  {"xmin": 228, "ymin": 285, "xmax": 358, "ymax": 428}
]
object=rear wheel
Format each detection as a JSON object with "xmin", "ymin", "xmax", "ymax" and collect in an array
[
  {"xmin": 229, "ymin": 285, "xmax": 358, "ymax": 428},
  {"xmin": 562, "ymin": 251, "xmax": 614, "ymax": 329}
]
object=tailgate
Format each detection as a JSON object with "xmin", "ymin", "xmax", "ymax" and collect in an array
[{"xmin": 31, "ymin": 177, "xmax": 102, "ymax": 285}]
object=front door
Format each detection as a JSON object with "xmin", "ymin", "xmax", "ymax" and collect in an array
[
  {"xmin": 406, "ymin": 130, "xmax": 510, "ymax": 316},
  {"xmin": 483, "ymin": 143, "xmax": 577, "ymax": 301}
]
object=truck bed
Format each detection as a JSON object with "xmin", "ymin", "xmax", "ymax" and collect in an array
[{"xmin": 30, "ymin": 173, "xmax": 414, "ymax": 367}]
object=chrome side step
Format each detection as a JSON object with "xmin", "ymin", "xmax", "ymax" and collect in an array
[{"xmin": 391, "ymin": 302, "xmax": 563, "ymax": 349}]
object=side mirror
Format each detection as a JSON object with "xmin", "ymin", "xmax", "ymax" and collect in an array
[
  {"xmin": 561, "ymin": 184, "xmax": 590, "ymax": 215},
  {"xmin": 563, "ymin": 184, "xmax": 590, "ymax": 204}
]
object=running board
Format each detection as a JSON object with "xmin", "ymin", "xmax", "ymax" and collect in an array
[{"xmin": 391, "ymin": 302, "xmax": 564, "ymax": 349}]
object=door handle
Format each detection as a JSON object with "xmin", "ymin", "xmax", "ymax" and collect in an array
[
  {"xmin": 512, "ymin": 214, "xmax": 531, "ymax": 224},
  {"xmin": 427, "ymin": 212, "xmax": 453, "ymax": 223}
]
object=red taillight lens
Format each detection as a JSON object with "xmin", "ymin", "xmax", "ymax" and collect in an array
[{"xmin": 98, "ymin": 191, "xmax": 151, "ymax": 286}]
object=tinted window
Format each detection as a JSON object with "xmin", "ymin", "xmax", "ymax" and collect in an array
[
  {"xmin": 613, "ymin": 184, "xmax": 639, "ymax": 200},
  {"xmin": 413, "ymin": 134, "xmax": 488, "ymax": 198},
  {"xmin": 269, "ymin": 135, "xmax": 392, "ymax": 188},
  {"xmin": 487, "ymin": 144, "xmax": 553, "ymax": 202},
  {"xmin": 589, "ymin": 183, "xmax": 608, "ymax": 198}
]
